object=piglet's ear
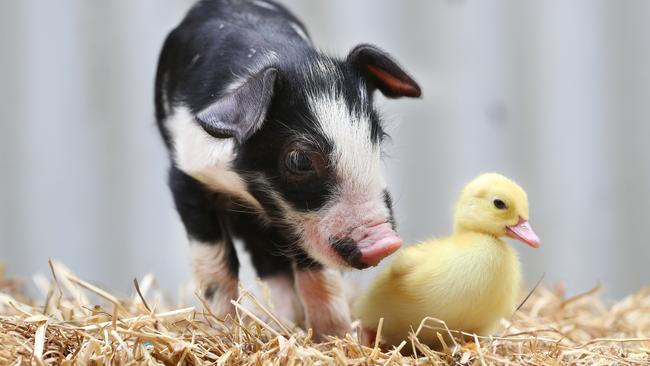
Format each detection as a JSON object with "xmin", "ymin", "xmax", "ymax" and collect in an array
[
  {"xmin": 348, "ymin": 44, "xmax": 421, "ymax": 98},
  {"xmin": 196, "ymin": 68, "xmax": 277, "ymax": 142}
]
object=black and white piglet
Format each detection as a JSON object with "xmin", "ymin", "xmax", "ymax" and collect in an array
[{"xmin": 155, "ymin": 0, "xmax": 421, "ymax": 339}]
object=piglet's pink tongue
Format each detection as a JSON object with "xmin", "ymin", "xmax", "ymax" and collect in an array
[{"xmin": 357, "ymin": 223, "xmax": 403, "ymax": 267}]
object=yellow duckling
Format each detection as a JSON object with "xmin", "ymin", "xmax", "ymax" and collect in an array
[{"xmin": 354, "ymin": 173, "xmax": 540, "ymax": 347}]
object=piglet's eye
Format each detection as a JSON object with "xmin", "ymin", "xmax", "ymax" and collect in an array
[
  {"xmin": 493, "ymin": 199, "xmax": 507, "ymax": 210},
  {"xmin": 285, "ymin": 150, "xmax": 315, "ymax": 175},
  {"xmin": 281, "ymin": 142, "xmax": 327, "ymax": 181}
]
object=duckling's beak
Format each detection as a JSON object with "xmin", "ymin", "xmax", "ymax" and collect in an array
[{"xmin": 506, "ymin": 218, "xmax": 540, "ymax": 248}]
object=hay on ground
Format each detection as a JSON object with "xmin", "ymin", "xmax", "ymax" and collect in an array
[{"xmin": 1, "ymin": 260, "xmax": 650, "ymax": 365}]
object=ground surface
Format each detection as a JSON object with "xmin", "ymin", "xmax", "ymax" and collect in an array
[{"xmin": 1, "ymin": 261, "xmax": 649, "ymax": 365}]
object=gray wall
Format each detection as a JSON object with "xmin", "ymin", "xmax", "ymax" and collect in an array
[{"xmin": 1, "ymin": 1, "xmax": 649, "ymax": 299}]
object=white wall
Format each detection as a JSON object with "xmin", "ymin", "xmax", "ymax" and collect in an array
[{"xmin": 1, "ymin": 1, "xmax": 649, "ymax": 299}]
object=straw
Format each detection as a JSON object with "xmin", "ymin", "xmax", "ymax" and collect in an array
[{"xmin": 1, "ymin": 260, "xmax": 650, "ymax": 365}]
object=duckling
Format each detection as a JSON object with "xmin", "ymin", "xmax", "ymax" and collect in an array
[{"xmin": 354, "ymin": 173, "xmax": 540, "ymax": 347}]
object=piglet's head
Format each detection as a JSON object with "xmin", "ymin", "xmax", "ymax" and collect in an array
[{"xmin": 194, "ymin": 44, "xmax": 421, "ymax": 269}]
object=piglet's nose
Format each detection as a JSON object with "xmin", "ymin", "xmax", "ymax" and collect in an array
[
  {"xmin": 356, "ymin": 222, "xmax": 402, "ymax": 267},
  {"xmin": 355, "ymin": 222, "xmax": 396, "ymax": 248},
  {"xmin": 348, "ymin": 220, "xmax": 390, "ymax": 242},
  {"xmin": 331, "ymin": 221, "xmax": 402, "ymax": 268}
]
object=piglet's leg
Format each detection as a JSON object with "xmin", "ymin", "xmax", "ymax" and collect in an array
[
  {"xmin": 294, "ymin": 268, "xmax": 351, "ymax": 341},
  {"xmin": 265, "ymin": 273, "xmax": 304, "ymax": 325},
  {"xmin": 232, "ymin": 213, "xmax": 304, "ymax": 325},
  {"xmin": 170, "ymin": 167, "xmax": 239, "ymax": 319},
  {"xmin": 191, "ymin": 241, "xmax": 238, "ymax": 319}
]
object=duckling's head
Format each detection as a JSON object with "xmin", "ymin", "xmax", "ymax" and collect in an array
[{"xmin": 453, "ymin": 173, "xmax": 540, "ymax": 248}]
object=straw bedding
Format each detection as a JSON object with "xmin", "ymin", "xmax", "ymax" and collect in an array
[{"xmin": 1, "ymin": 261, "xmax": 649, "ymax": 365}]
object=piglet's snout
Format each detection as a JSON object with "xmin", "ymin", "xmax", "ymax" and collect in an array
[{"xmin": 346, "ymin": 222, "xmax": 402, "ymax": 267}]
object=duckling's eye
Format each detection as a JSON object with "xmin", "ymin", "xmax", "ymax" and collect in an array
[{"xmin": 493, "ymin": 199, "xmax": 507, "ymax": 210}]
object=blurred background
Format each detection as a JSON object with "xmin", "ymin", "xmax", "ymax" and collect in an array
[{"xmin": 1, "ymin": 1, "xmax": 649, "ymax": 299}]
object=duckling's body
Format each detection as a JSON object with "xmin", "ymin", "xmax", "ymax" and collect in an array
[
  {"xmin": 357, "ymin": 233, "xmax": 521, "ymax": 346},
  {"xmin": 355, "ymin": 173, "xmax": 539, "ymax": 347}
]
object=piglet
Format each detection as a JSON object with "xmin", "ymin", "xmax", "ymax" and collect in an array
[{"xmin": 154, "ymin": 0, "xmax": 421, "ymax": 340}]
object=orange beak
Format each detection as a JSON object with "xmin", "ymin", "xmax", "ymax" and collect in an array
[{"xmin": 506, "ymin": 217, "xmax": 540, "ymax": 248}]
